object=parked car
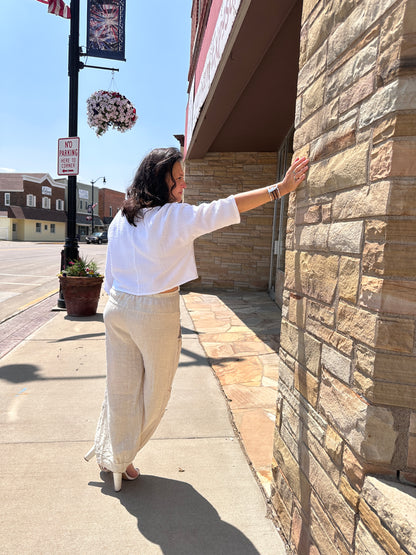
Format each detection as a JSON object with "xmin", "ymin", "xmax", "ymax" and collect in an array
[{"xmin": 85, "ymin": 231, "xmax": 108, "ymax": 244}]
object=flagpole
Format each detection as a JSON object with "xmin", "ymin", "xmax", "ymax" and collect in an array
[{"xmin": 58, "ymin": 0, "xmax": 80, "ymax": 308}]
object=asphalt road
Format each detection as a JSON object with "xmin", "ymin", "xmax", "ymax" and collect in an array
[{"xmin": 0, "ymin": 241, "xmax": 107, "ymax": 323}]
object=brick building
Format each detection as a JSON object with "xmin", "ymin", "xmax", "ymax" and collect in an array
[
  {"xmin": 184, "ymin": 0, "xmax": 416, "ymax": 553},
  {"xmin": 0, "ymin": 173, "xmax": 66, "ymax": 241},
  {"xmin": 98, "ymin": 187, "xmax": 125, "ymax": 226}
]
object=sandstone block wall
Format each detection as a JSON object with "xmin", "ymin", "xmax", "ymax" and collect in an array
[
  {"xmin": 272, "ymin": 0, "xmax": 416, "ymax": 553},
  {"xmin": 183, "ymin": 152, "xmax": 278, "ymax": 291}
]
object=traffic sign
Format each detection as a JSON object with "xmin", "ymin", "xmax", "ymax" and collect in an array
[{"xmin": 57, "ymin": 137, "xmax": 80, "ymax": 176}]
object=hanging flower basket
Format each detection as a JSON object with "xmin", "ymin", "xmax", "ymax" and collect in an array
[{"xmin": 87, "ymin": 90, "xmax": 138, "ymax": 136}]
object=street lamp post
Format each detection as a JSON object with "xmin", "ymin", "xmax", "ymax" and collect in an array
[
  {"xmin": 57, "ymin": 0, "xmax": 81, "ymax": 309},
  {"xmin": 90, "ymin": 176, "xmax": 106, "ymax": 234}
]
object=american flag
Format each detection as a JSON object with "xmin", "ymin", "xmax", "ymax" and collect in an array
[{"xmin": 36, "ymin": 0, "xmax": 71, "ymax": 19}]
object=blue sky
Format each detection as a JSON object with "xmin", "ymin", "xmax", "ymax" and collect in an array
[{"xmin": 0, "ymin": 1, "xmax": 192, "ymax": 193}]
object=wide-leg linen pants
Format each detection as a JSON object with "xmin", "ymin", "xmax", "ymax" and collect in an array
[{"xmin": 94, "ymin": 288, "xmax": 182, "ymax": 473}]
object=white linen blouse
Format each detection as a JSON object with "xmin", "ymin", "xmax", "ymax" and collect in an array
[{"xmin": 104, "ymin": 195, "xmax": 241, "ymax": 296}]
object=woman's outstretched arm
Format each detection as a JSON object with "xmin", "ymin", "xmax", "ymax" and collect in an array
[{"xmin": 234, "ymin": 157, "xmax": 309, "ymax": 213}]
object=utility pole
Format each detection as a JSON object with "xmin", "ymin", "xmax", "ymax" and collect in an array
[{"xmin": 58, "ymin": 0, "xmax": 80, "ymax": 308}]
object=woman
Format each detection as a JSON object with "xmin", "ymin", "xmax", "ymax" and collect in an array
[{"xmin": 85, "ymin": 147, "xmax": 308, "ymax": 491}]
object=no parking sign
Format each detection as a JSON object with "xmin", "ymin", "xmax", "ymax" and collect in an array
[{"xmin": 57, "ymin": 137, "xmax": 80, "ymax": 175}]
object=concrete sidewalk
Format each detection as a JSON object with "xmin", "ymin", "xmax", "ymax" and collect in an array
[{"xmin": 0, "ymin": 293, "xmax": 288, "ymax": 554}]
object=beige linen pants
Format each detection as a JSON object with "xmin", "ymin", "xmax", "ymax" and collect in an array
[{"xmin": 94, "ymin": 288, "xmax": 181, "ymax": 473}]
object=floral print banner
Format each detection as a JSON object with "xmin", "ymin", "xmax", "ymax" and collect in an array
[{"xmin": 86, "ymin": 0, "xmax": 126, "ymax": 61}]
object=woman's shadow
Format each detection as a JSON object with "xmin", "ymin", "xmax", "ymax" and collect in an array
[{"xmin": 95, "ymin": 474, "xmax": 261, "ymax": 554}]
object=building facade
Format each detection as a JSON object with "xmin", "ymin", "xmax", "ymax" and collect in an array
[
  {"xmin": 185, "ymin": 0, "xmax": 416, "ymax": 553},
  {"xmin": 0, "ymin": 173, "xmax": 66, "ymax": 241},
  {"xmin": 56, "ymin": 178, "xmax": 104, "ymax": 240},
  {"xmin": 98, "ymin": 187, "xmax": 125, "ymax": 226}
]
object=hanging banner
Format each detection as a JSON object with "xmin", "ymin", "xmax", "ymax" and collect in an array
[{"xmin": 86, "ymin": 0, "xmax": 126, "ymax": 61}]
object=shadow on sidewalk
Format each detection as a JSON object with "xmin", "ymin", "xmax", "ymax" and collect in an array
[
  {"xmin": 0, "ymin": 363, "xmax": 105, "ymax": 383},
  {"xmin": 92, "ymin": 474, "xmax": 260, "ymax": 554}
]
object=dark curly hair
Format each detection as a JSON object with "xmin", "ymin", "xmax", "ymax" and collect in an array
[{"xmin": 122, "ymin": 147, "xmax": 183, "ymax": 226}]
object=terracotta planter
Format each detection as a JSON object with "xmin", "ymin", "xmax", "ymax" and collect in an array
[{"xmin": 59, "ymin": 276, "xmax": 104, "ymax": 316}]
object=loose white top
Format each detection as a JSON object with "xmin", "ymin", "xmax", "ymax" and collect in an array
[{"xmin": 104, "ymin": 195, "xmax": 241, "ymax": 296}]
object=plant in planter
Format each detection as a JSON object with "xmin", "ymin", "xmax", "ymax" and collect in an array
[
  {"xmin": 58, "ymin": 257, "xmax": 104, "ymax": 316},
  {"xmin": 86, "ymin": 90, "xmax": 138, "ymax": 137}
]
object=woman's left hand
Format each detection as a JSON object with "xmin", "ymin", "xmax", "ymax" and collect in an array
[{"xmin": 282, "ymin": 157, "xmax": 309, "ymax": 195}]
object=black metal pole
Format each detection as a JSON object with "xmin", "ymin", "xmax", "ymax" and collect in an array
[
  {"xmin": 91, "ymin": 181, "xmax": 94, "ymax": 234},
  {"xmin": 58, "ymin": 0, "xmax": 80, "ymax": 308}
]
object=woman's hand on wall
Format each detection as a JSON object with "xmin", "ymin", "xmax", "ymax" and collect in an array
[{"xmin": 280, "ymin": 157, "xmax": 309, "ymax": 196}]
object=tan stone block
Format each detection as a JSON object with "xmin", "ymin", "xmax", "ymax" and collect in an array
[
  {"xmin": 297, "ymin": 223, "xmax": 329, "ymax": 251},
  {"xmin": 288, "ymin": 294, "xmax": 306, "ymax": 328},
  {"xmin": 359, "ymin": 80, "xmax": 400, "ymax": 129},
  {"xmin": 274, "ymin": 433, "xmax": 312, "ymax": 503},
  {"xmin": 295, "ymin": 363, "xmax": 319, "ymax": 407},
  {"xmin": 371, "ymin": 382, "xmax": 416, "ymax": 411},
  {"xmin": 307, "ymin": 451, "xmax": 355, "ymax": 545},
  {"xmin": 355, "ymin": 521, "xmax": 389, "ymax": 555},
  {"xmin": 270, "ymin": 486, "xmax": 292, "ymax": 540},
  {"xmin": 280, "ymin": 320, "xmax": 322, "ymax": 375},
  {"xmin": 340, "ymin": 475, "xmax": 360, "ymax": 511},
  {"xmin": 294, "ymin": 98, "xmax": 338, "ymax": 148},
  {"xmin": 295, "ymin": 204, "xmax": 321, "ymax": 225},
  {"xmin": 322, "ymin": 344, "xmax": 352, "ymax": 384},
  {"xmin": 353, "ymin": 370, "xmax": 375, "ymax": 398},
  {"xmin": 322, "ymin": 203, "xmax": 331, "ymax": 223},
  {"xmin": 327, "ymin": 38, "xmax": 378, "ymax": 100},
  {"xmin": 371, "ymin": 140, "xmax": 416, "ymax": 180},
  {"xmin": 305, "ymin": 318, "xmax": 354, "ymax": 356},
  {"xmin": 359, "ymin": 499, "xmax": 403, "ymax": 555},
  {"xmin": 306, "ymin": 299, "xmax": 335, "ymax": 328},
  {"xmin": 328, "ymin": 220, "xmax": 364, "ymax": 254},
  {"xmin": 297, "ymin": 41, "xmax": 327, "ymax": 96},
  {"xmin": 325, "ymin": 426, "xmax": 343, "ymax": 466},
  {"xmin": 339, "ymin": 257, "xmax": 360, "ymax": 303},
  {"xmin": 390, "ymin": 183, "xmax": 416, "ymax": 216},
  {"xmin": 363, "ymin": 476, "xmax": 416, "ymax": 553},
  {"xmin": 311, "ymin": 120, "xmax": 356, "ymax": 162},
  {"xmin": 307, "ymin": 143, "xmax": 368, "ymax": 196},
  {"xmin": 363, "ymin": 243, "xmax": 416, "ymax": 279},
  {"xmin": 319, "ymin": 373, "xmax": 398, "ymax": 464},
  {"xmin": 332, "ymin": 182, "xmax": 391, "ymax": 220},
  {"xmin": 309, "ymin": 493, "xmax": 341, "ymax": 555},
  {"xmin": 378, "ymin": 41, "xmax": 402, "ymax": 86},
  {"xmin": 339, "ymin": 72, "xmax": 374, "ymax": 113},
  {"xmin": 301, "ymin": 0, "xmax": 320, "ymax": 24},
  {"xmin": 302, "ymin": 74, "xmax": 325, "ymax": 120},
  {"xmin": 328, "ymin": 0, "xmax": 397, "ymax": 64},
  {"xmin": 337, "ymin": 301, "xmax": 377, "ymax": 345},
  {"xmin": 407, "ymin": 436, "xmax": 416, "ymax": 469},
  {"xmin": 376, "ymin": 317, "xmax": 415, "ymax": 354},
  {"xmin": 343, "ymin": 445, "xmax": 396, "ymax": 491},
  {"xmin": 285, "ymin": 251, "xmax": 339, "ymax": 304},
  {"xmin": 410, "ymin": 412, "xmax": 416, "ymax": 434},
  {"xmin": 380, "ymin": 1, "xmax": 407, "ymax": 51},
  {"xmin": 301, "ymin": 426, "xmax": 341, "ymax": 486},
  {"xmin": 360, "ymin": 276, "xmax": 416, "ymax": 316},
  {"xmin": 291, "ymin": 506, "xmax": 312, "ymax": 554}
]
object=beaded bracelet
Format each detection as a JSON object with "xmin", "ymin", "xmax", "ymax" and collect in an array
[{"xmin": 267, "ymin": 184, "xmax": 281, "ymax": 201}]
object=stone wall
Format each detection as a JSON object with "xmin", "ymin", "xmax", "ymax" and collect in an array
[
  {"xmin": 271, "ymin": 0, "xmax": 416, "ymax": 553},
  {"xmin": 183, "ymin": 152, "xmax": 278, "ymax": 290}
]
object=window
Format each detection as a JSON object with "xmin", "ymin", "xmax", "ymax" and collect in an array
[
  {"xmin": 51, "ymin": 224, "xmax": 55, "ymax": 234},
  {"xmin": 4, "ymin": 193, "xmax": 10, "ymax": 206},
  {"xmin": 79, "ymin": 200, "xmax": 83, "ymax": 210},
  {"xmin": 56, "ymin": 199, "xmax": 64, "ymax": 210},
  {"xmin": 42, "ymin": 197, "xmax": 51, "ymax": 209},
  {"xmin": 27, "ymin": 194, "xmax": 36, "ymax": 207},
  {"xmin": 109, "ymin": 206, "xmax": 113, "ymax": 217},
  {"xmin": 36, "ymin": 222, "xmax": 41, "ymax": 233},
  {"xmin": 12, "ymin": 223, "xmax": 16, "ymax": 232}
]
